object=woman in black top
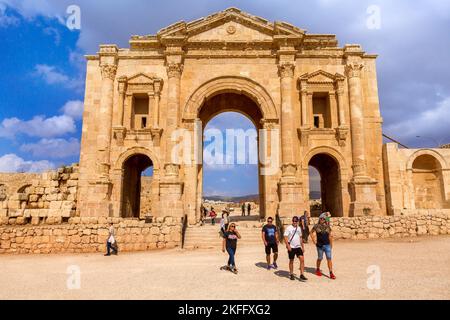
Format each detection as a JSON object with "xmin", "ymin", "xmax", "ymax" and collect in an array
[{"xmin": 222, "ymin": 223, "xmax": 241, "ymax": 273}]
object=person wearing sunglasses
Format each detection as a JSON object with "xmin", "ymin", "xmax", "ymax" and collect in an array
[
  {"xmin": 284, "ymin": 216, "xmax": 307, "ymax": 281},
  {"xmin": 222, "ymin": 223, "xmax": 241, "ymax": 273},
  {"xmin": 262, "ymin": 217, "xmax": 279, "ymax": 270},
  {"xmin": 311, "ymin": 212, "xmax": 336, "ymax": 279}
]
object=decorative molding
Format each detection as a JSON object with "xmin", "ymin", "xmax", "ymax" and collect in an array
[
  {"xmin": 112, "ymin": 126, "xmax": 127, "ymax": 146},
  {"xmin": 281, "ymin": 163, "xmax": 297, "ymax": 177},
  {"xmin": 336, "ymin": 126, "xmax": 349, "ymax": 147}
]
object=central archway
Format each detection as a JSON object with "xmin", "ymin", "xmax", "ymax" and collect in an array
[{"xmin": 183, "ymin": 77, "xmax": 279, "ymax": 224}]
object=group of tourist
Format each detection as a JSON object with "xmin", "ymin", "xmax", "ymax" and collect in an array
[{"xmin": 221, "ymin": 211, "xmax": 336, "ymax": 280}]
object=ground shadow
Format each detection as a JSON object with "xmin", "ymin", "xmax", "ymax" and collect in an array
[
  {"xmin": 274, "ymin": 270, "xmax": 292, "ymax": 279},
  {"xmin": 255, "ymin": 262, "xmax": 269, "ymax": 269}
]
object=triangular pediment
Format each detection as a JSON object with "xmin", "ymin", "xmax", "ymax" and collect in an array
[
  {"xmin": 300, "ymin": 70, "xmax": 344, "ymax": 83},
  {"xmin": 127, "ymin": 73, "xmax": 156, "ymax": 84},
  {"xmin": 157, "ymin": 7, "xmax": 304, "ymax": 42}
]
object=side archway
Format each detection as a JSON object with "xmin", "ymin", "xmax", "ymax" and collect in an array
[{"xmin": 302, "ymin": 147, "xmax": 348, "ymax": 217}]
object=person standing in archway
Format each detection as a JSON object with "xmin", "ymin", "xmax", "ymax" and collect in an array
[
  {"xmin": 284, "ymin": 216, "xmax": 307, "ymax": 281},
  {"xmin": 247, "ymin": 203, "xmax": 251, "ymax": 216},
  {"xmin": 262, "ymin": 217, "xmax": 279, "ymax": 270},
  {"xmin": 310, "ymin": 213, "xmax": 336, "ymax": 280}
]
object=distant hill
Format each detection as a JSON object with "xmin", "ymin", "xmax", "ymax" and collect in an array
[
  {"xmin": 204, "ymin": 192, "xmax": 320, "ymax": 203},
  {"xmin": 204, "ymin": 194, "xmax": 259, "ymax": 204}
]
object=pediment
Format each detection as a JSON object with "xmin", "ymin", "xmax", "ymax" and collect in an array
[
  {"xmin": 299, "ymin": 70, "xmax": 344, "ymax": 83},
  {"xmin": 127, "ymin": 73, "xmax": 157, "ymax": 85},
  {"xmin": 157, "ymin": 7, "xmax": 304, "ymax": 42}
]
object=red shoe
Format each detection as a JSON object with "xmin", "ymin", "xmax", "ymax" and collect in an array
[
  {"xmin": 330, "ymin": 272, "xmax": 336, "ymax": 280},
  {"xmin": 315, "ymin": 269, "xmax": 322, "ymax": 277}
]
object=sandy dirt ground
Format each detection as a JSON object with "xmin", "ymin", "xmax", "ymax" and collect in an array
[{"xmin": 0, "ymin": 236, "xmax": 449, "ymax": 300}]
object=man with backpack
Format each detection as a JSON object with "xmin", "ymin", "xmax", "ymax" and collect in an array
[{"xmin": 284, "ymin": 216, "xmax": 307, "ymax": 281}]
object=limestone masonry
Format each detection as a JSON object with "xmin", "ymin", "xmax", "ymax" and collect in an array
[{"xmin": 0, "ymin": 8, "xmax": 449, "ymax": 254}]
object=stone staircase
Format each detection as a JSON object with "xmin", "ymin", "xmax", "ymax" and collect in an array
[{"xmin": 183, "ymin": 220, "xmax": 264, "ymax": 250}]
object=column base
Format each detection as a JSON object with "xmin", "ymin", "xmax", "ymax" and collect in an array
[
  {"xmin": 159, "ymin": 176, "xmax": 184, "ymax": 218},
  {"xmin": 79, "ymin": 179, "xmax": 113, "ymax": 217},
  {"xmin": 277, "ymin": 176, "xmax": 305, "ymax": 224},
  {"xmin": 349, "ymin": 176, "xmax": 380, "ymax": 216}
]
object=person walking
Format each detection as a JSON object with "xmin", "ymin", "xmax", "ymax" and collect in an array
[
  {"xmin": 209, "ymin": 207, "xmax": 217, "ymax": 225},
  {"xmin": 247, "ymin": 203, "xmax": 251, "ymax": 216},
  {"xmin": 311, "ymin": 213, "xmax": 336, "ymax": 279},
  {"xmin": 241, "ymin": 203, "xmax": 246, "ymax": 216},
  {"xmin": 284, "ymin": 216, "xmax": 307, "ymax": 281},
  {"xmin": 222, "ymin": 223, "xmax": 241, "ymax": 273},
  {"xmin": 104, "ymin": 222, "xmax": 118, "ymax": 256},
  {"xmin": 300, "ymin": 210, "xmax": 310, "ymax": 243},
  {"xmin": 262, "ymin": 216, "xmax": 279, "ymax": 270}
]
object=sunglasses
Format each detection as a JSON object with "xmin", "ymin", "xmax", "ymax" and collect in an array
[{"xmin": 230, "ymin": 225, "xmax": 236, "ymax": 228}]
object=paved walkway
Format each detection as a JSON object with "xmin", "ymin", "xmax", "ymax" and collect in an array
[{"xmin": 0, "ymin": 236, "xmax": 449, "ymax": 300}]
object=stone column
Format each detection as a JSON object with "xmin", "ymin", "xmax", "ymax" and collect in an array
[
  {"xmin": 117, "ymin": 77, "xmax": 127, "ymax": 126},
  {"xmin": 346, "ymin": 61, "xmax": 367, "ymax": 178},
  {"xmin": 159, "ymin": 59, "xmax": 184, "ymax": 219},
  {"xmin": 165, "ymin": 62, "xmax": 183, "ymax": 174},
  {"xmin": 277, "ymin": 62, "xmax": 303, "ymax": 221},
  {"xmin": 345, "ymin": 48, "xmax": 380, "ymax": 216},
  {"xmin": 279, "ymin": 62, "xmax": 296, "ymax": 176},
  {"xmin": 336, "ymin": 80, "xmax": 346, "ymax": 126},
  {"xmin": 329, "ymin": 91, "xmax": 338, "ymax": 128},
  {"xmin": 147, "ymin": 92, "xmax": 154, "ymax": 128},
  {"xmin": 153, "ymin": 80, "xmax": 162, "ymax": 128},
  {"xmin": 300, "ymin": 82, "xmax": 308, "ymax": 127},
  {"xmin": 97, "ymin": 54, "xmax": 118, "ymax": 179}
]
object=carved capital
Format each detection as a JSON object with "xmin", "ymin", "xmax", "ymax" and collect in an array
[
  {"xmin": 281, "ymin": 163, "xmax": 297, "ymax": 177},
  {"xmin": 117, "ymin": 76, "xmax": 127, "ymax": 93},
  {"xmin": 150, "ymin": 128, "xmax": 164, "ymax": 147},
  {"xmin": 345, "ymin": 62, "xmax": 364, "ymax": 79},
  {"xmin": 165, "ymin": 163, "xmax": 180, "ymax": 177},
  {"xmin": 100, "ymin": 64, "xmax": 117, "ymax": 80},
  {"xmin": 278, "ymin": 62, "xmax": 295, "ymax": 78},
  {"xmin": 167, "ymin": 63, "xmax": 183, "ymax": 78}
]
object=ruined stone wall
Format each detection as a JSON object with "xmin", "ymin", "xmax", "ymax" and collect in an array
[
  {"xmin": 0, "ymin": 216, "xmax": 182, "ymax": 254},
  {"xmin": 0, "ymin": 165, "xmax": 79, "ymax": 223}
]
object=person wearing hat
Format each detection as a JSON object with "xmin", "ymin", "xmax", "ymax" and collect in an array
[
  {"xmin": 283, "ymin": 216, "xmax": 308, "ymax": 281},
  {"xmin": 310, "ymin": 213, "xmax": 336, "ymax": 279}
]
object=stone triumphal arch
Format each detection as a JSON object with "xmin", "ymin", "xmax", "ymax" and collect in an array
[{"xmin": 77, "ymin": 7, "xmax": 398, "ymax": 225}]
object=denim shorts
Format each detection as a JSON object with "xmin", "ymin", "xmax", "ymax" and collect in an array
[{"xmin": 317, "ymin": 244, "xmax": 332, "ymax": 260}]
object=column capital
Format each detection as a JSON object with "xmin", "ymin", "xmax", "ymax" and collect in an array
[
  {"xmin": 100, "ymin": 64, "xmax": 117, "ymax": 80},
  {"xmin": 167, "ymin": 63, "xmax": 183, "ymax": 79},
  {"xmin": 117, "ymin": 76, "xmax": 127, "ymax": 93},
  {"xmin": 345, "ymin": 62, "xmax": 364, "ymax": 79},
  {"xmin": 278, "ymin": 62, "xmax": 295, "ymax": 79}
]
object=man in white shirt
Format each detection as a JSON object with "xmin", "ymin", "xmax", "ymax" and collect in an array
[{"xmin": 284, "ymin": 216, "xmax": 307, "ymax": 281}]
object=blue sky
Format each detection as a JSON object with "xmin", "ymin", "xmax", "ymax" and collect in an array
[{"xmin": 0, "ymin": 0, "xmax": 449, "ymax": 195}]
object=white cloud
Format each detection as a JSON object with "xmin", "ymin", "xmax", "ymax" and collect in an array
[
  {"xmin": 60, "ymin": 100, "xmax": 84, "ymax": 120},
  {"xmin": 0, "ymin": 114, "xmax": 76, "ymax": 139},
  {"xmin": 33, "ymin": 64, "xmax": 83, "ymax": 90},
  {"xmin": 0, "ymin": 2, "xmax": 19, "ymax": 27},
  {"xmin": 0, "ymin": 153, "xmax": 55, "ymax": 173},
  {"xmin": 20, "ymin": 137, "xmax": 80, "ymax": 159}
]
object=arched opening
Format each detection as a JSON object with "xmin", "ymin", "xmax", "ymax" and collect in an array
[
  {"xmin": 121, "ymin": 154, "xmax": 153, "ymax": 218},
  {"xmin": 412, "ymin": 154, "xmax": 446, "ymax": 209},
  {"xmin": 198, "ymin": 92, "xmax": 265, "ymax": 219},
  {"xmin": 308, "ymin": 153, "xmax": 343, "ymax": 217}
]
